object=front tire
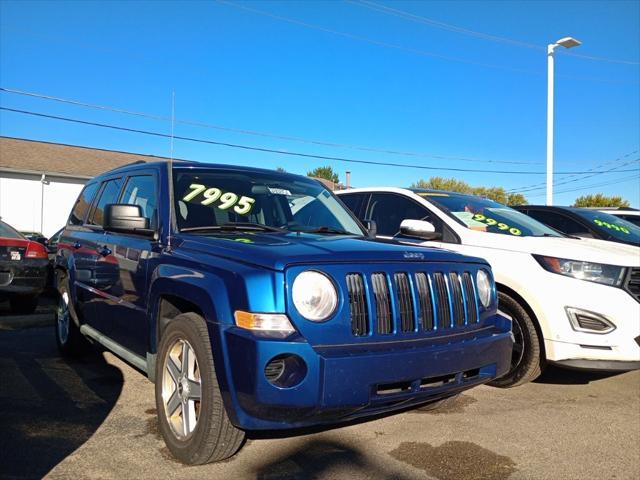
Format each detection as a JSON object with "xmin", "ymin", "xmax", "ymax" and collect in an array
[
  {"xmin": 488, "ymin": 292, "xmax": 543, "ymax": 388},
  {"xmin": 155, "ymin": 312, "xmax": 244, "ymax": 465}
]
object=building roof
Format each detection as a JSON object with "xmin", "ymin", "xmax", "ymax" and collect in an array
[
  {"xmin": 0, "ymin": 136, "xmax": 171, "ymax": 179},
  {"xmin": 0, "ymin": 136, "xmax": 341, "ymax": 190}
]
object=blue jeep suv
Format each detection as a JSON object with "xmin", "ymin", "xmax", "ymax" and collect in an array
[{"xmin": 54, "ymin": 160, "xmax": 513, "ymax": 464}]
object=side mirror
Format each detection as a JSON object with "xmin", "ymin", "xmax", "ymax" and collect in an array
[
  {"xmin": 104, "ymin": 204, "xmax": 153, "ymax": 236},
  {"xmin": 362, "ymin": 219, "xmax": 377, "ymax": 238},
  {"xmin": 398, "ymin": 219, "xmax": 442, "ymax": 241}
]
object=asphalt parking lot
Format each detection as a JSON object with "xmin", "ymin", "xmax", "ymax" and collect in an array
[{"xmin": 0, "ymin": 310, "xmax": 638, "ymax": 480}]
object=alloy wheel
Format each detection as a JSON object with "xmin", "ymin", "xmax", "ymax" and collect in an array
[{"xmin": 161, "ymin": 338, "xmax": 202, "ymax": 440}]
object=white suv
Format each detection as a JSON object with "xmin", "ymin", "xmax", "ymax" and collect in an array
[{"xmin": 337, "ymin": 187, "xmax": 640, "ymax": 387}]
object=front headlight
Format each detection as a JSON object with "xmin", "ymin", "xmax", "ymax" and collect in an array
[
  {"xmin": 292, "ymin": 270, "xmax": 338, "ymax": 321},
  {"xmin": 533, "ymin": 255, "xmax": 626, "ymax": 287},
  {"xmin": 476, "ymin": 269, "xmax": 492, "ymax": 308}
]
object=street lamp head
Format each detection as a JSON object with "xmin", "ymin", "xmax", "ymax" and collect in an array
[{"xmin": 555, "ymin": 37, "xmax": 582, "ymax": 49}]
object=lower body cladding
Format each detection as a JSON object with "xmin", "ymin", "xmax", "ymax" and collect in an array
[{"xmin": 222, "ymin": 321, "xmax": 513, "ymax": 430}]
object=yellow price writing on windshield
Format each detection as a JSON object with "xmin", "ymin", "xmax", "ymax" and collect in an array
[
  {"xmin": 472, "ymin": 214, "xmax": 522, "ymax": 236},
  {"xmin": 594, "ymin": 219, "xmax": 630, "ymax": 234},
  {"xmin": 182, "ymin": 184, "xmax": 256, "ymax": 215}
]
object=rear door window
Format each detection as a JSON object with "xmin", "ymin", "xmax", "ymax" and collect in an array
[{"xmin": 68, "ymin": 183, "xmax": 99, "ymax": 225}]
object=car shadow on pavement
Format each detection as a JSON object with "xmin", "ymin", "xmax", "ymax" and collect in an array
[
  {"xmin": 533, "ymin": 365, "xmax": 622, "ymax": 385},
  {"xmin": 0, "ymin": 326, "xmax": 123, "ymax": 480},
  {"xmin": 252, "ymin": 439, "xmax": 413, "ymax": 480}
]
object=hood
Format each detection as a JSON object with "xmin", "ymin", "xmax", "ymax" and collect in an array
[
  {"xmin": 466, "ymin": 231, "xmax": 640, "ymax": 267},
  {"xmin": 178, "ymin": 232, "xmax": 487, "ymax": 271}
]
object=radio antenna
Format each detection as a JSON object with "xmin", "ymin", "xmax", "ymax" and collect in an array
[{"xmin": 167, "ymin": 91, "xmax": 176, "ymax": 251}]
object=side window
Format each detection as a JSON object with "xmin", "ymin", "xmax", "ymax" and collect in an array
[
  {"xmin": 558, "ymin": 216, "xmax": 590, "ymax": 235},
  {"xmin": 87, "ymin": 178, "xmax": 124, "ymax": 226},
  {"xmin": 68, "ymin": 183, "xmax": 99, "ymax": 225},
  {"xmin": 526, "ymin": 210, "xmax": 568, "ymax": 233},
  {"xmin": 338, "ymin": 193, "xmax": 368, "ymax": 219},
  {"xmin": 121, "ymin": 175, "xmax": 158, "ymax": 229},
  {"xmin": 366, "ymin": 193, "xmax": 435, "ymax": 237}
]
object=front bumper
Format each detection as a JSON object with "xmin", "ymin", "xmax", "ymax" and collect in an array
[
  {"xmin": 523, "ymin": 270, "xmax": 640, "ymax": 366},
  {"xmin": 551, "ymin": 358, "xmax": 640, "ymax": 372},
  {"xmin": 0, "ymin": 259, "xmax": 48, "ymax": 296},
  {"xmin": 221, "ymin": 316, "xmax": 513, "ymax": 430}
]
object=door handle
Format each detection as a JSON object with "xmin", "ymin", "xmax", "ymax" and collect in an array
[{"xmin": 97, "ymin": 245, "xmax": 112, "ymax": 257}]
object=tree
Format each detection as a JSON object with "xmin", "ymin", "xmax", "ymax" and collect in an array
[
  {"xmin": 573, "ymin": 193, "xmax": 630, "ymax": 208},
  {"xmin": 276, "ymin": 166, "xmax": 287, "ymax": 173},
  {"xmin": 307, "ymin": 166, "xmax": 339, "ymax": 184},
  {"xmin": 410, "ymin": 177, "xmax": 528, "ymax": 205}
]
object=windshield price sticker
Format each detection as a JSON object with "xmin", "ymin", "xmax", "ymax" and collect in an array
[
  {"xmin": 594, "ymin": 219, "xmax": 630, "ymax": 234},
  {"xmin": 183, "ymin": 184, "xmax": 256, "ymax": 215},
  {"xmin": 268, "ymin": 187, "xmax": 292, "ymax": 196},
  {"xmin": 472, "ymin": 214, "xmax": 522, "ymax": 236}
]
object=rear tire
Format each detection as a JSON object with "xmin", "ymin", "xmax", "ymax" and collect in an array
[
  {"xmin": 55, "ymin": 278, "xmax": 87, "ymax": 357},
  {"xmin": 9, "ymin": 294, "xmax": 38, "ymax": 314},
  {"xmin": 488, "ymin": 292, "xmax": 543, "ymax": 388},
  {"xmin": 155, "ymin": 312, "xmax": 245, "ymax": 465}
]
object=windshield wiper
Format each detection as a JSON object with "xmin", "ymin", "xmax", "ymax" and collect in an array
[
  {"xmin": 181, "ymin": 223, "xmax": 286, "ymax": 233},
  {"xmin": 297, "ymin": 226, "xmax": 354, "ymax": 235}
]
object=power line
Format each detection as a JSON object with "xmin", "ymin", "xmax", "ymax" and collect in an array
[
  {"xmin": 351, "ymin": 0, "xmax": 640, "ymax": 66},
  {"xmin": 508, "ymin": 150, "xmax": 639, "ymax": 192},
  {"xmin": 516, "ymin": 158, "xmax": 639, "ymax": 193},
  {"xmin": 215, "ymin": 0, "xmax": 542, "ymax": 76},
  {"xmin": 3, "ymin": 105, "xmax": 639, "ymax": 176},
  {"xmin": 0, "ymin": 86, "xmax": 542, "ymax": 165},
  {"xmin": 527, "ymin": 173, "xmax": 640, "ymax": 198},
  {"xmin": 217, "ymin": 1, "xmax": 638, "ymax": 84}
]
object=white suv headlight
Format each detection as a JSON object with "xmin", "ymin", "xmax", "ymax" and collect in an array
[
  {"xmin": 292, "ymin": 271, "xmax": 338, "ymax": 321},
  {"xmin": 534, "ymin": 255, "xmax": 626, "ymax": 287},
  {"xmin": 476, "ymin": 269, "xmax": 492, "ymax": 308}
]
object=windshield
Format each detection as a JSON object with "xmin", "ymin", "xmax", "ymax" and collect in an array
[
  {"xmin": 416, "ymin": 192, "xmax": 561, "ymax": 237},
  {"xmin": 173, "ymin": 169, "xmax": 364, "ymax": 235},
  {"xmin": 571, "ymin": 209, "xmax": 640, "ymax": 243},
  {"xmin": 0, "ymin": 221, "xmax": 24, "ymax": 239}
]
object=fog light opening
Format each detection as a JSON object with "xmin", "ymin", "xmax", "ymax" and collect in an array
[
  {"xmin": 264, "ymin": 354, "xmax": 307, "ymax": 388},
  {"xmin": 565, "ymin": 307, "xmax": 616, "ymax": 334}
]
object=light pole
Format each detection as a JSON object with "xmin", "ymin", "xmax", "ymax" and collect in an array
[{"xmin": 547, "ymin": 36, "xmax": 581, "ymax": 206}]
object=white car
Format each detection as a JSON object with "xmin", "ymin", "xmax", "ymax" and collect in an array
[
  {"xmin": 597, "ymin": 208, "xmax": 640, "ymax": 228},
  {"xmin": 337, "ymin": 187, "xmax": 640, "ymax": 387}
]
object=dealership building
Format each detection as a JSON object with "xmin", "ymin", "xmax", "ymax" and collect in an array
[{"xmin": 0, "ymin": 136, "xmax": 173, "ymax": 237}]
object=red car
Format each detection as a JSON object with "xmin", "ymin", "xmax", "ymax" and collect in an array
[{"xmin": 0, "ymin": 220, "xmax": 49, "ymax": 314}]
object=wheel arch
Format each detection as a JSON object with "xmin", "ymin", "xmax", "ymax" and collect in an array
[
  {"xmin": 148, "ymin": 267, "xmax": 235, "ymax": 403},
  {"xmin": 496, "ymin": 282, "xmax": 546, "ymax": 361}
]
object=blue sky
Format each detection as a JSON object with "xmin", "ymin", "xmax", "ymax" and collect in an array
[{"xmin": 1, "ymin": 0, "xmax": 638, "ymax": 206}]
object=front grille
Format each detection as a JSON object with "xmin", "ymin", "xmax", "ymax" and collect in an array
[
  {"xmin": 346, "ymin": 273, "xmax": 369, "ymax": 336},
  {"xmin": 372, "ymin": 273, "xmax": 392, "ymax": 334},
  {"xmin": 433, "ymin": 273, "xmax": 451, "ymax": 329},
  {"xmin": 347, "ymin": 270, "xmax": 480, "ymax": 337},
  {"xmin": 415, "ymin": 273, "xmax": 434, "ymax": 331},
  {"xmin": 625, "ymin": 267, "xmax": 640, "ymax": 302},
  {"xmin": 394, "ymin": 273, "xmax": 415, "ymax": 332}
]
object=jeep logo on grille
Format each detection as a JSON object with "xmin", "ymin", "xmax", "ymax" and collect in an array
[{"xmin": 403, "ymin": 252, "xmax": 424, "ymax": 260}]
